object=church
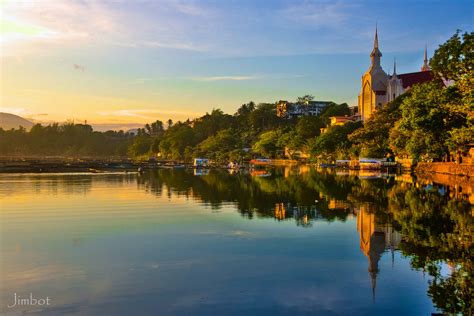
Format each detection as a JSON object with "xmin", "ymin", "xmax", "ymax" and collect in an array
[{"xmin": 358, "ymin": 27, "xmax": 433, "ymax": 121}]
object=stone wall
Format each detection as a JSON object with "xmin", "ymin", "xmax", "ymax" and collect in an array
[{"xmin": 415, "ymin": 162, "xmax": 474, "ymax": 177}]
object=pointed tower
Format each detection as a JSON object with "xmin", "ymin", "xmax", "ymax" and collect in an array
[
  {"xmin": 387, "ymin": 57, "xmax": 404, "ymax": 102},
  {"xmin": 358, "ymin": 25, "xmax": 388, "ymax": 121},
  {"xmin": 421, "ymin": 45, "xmax": 430, "ymax": 71},
  {"xmin": 392, "ymin": 57, "xmax": 397, "ymax": 78},
  {"xmin": 370, "ymin": 25, "xmax": 383, "ymax": 68}
]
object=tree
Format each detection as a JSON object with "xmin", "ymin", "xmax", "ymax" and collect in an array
[
  {"xmin": 193, "ymin": 108, "xmax": 234, "ymax": 143},
  {"xmin": 279, "ymin": 130, "xmax": 305, "ymax": 159},
  {"xmin": 309, "ymin": 121, "xmax": 362, "ymax": 162},
  {"xmin": 296, "ymin": 95, "xmax": 314, "ymax": 104},
  {"xmin": 296, "ymin": 116, "xmax": 325, "ymax": 139},
  {"xmin": 430, "ymin": 30, "xmax": 473, "ymax": 83},
  {"xmin": 249, "ymin": 103, "xmax": 282, "ymax": 132},
  {"xmin": 195, "ymin": 129, "xmax": 239, "ymax": 162},
  {"xmin": 252, "ymin": 130, "xmax": 284, "ymax": 158},
  {"xmin": 320, "ymin": 103, "xmax": 351, "ymax": 123},
  {"xmin": 434, "ymin": 32, "xmax": 474, "ymax": 155},
  {"xmin": 159, "ymin": 123, "xmax": 195, "ymax": 160},
  {"xmin": 349, "ymin": 94, "xmax": 407, "ymax": 158},
  {"xmin": 145, "ymin": 120, "xmax": 164, "ymax": 137},
  {"xmin": 389, "ymin": 82, "xmax": 465, "ymax": 161},
  {"xmin": 128, "ymin": 135, "xmax": 153, "ymax": 157}
]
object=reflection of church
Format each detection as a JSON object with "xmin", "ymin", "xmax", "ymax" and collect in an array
[{"xmin": 356, "ymin": 204, "xmax": 401, "ymax": 301}]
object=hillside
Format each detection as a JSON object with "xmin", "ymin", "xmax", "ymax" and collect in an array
[{"xmin": 0, "ymin": 112, "xmax": 34, "ymax": 130}]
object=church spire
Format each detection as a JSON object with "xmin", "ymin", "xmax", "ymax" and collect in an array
[
  {"xmin": 370, "ymin": 24, "xmax": 382, "ymax": 67},
  {"xmin": 374, "ymin": 23, "xmax": 379, "ymax": 49},
  {"xmin": 421, "ymin": 44, "xmax": 430, "ymax": 71},
  {"xmin": 393, "ymin": 57, "xmax": 397, "ymax": 76}
]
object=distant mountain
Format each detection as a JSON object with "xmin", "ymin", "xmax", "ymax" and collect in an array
[
  {"xmin": 90, "ymin": 124, "xmax": 144, "ymax": 132},
  {"xmin": 126, "ymin": 128, "xmax": 139, "ymax": 135},
  {"xmin": 0, "ymin": 112, "xmax": 34, "ymax": 130}
]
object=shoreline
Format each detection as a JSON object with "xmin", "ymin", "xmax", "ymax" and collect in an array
[{"xmin": 1, "ymin": 157, "xmax": 472, "ymax": 177}]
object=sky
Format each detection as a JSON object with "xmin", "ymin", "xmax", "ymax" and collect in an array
[{"xmin": 1, "ymin": 0, "xmax": 472, "ymax": 130}]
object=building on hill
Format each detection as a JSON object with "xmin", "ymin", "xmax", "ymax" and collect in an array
[
  {"xmin": 276, "ymin": 100, "xmax": 331, "ymax": 119},
  {"xmin": 320, "ymin": 115, "xmax": 360, "ymax": 134},
  {"xmin": 358, "ymin": 27, "xmax": 433, "ymax": 121}
]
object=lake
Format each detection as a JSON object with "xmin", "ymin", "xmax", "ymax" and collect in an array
[{"xmin": 0, "ymin": 167, "xmax": 472, "ymax": 315}]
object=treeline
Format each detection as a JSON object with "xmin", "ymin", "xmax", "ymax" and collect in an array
[
  {"xmin": 127, "ymin": 101, "xmax": 350, "ymax": 161},
  {"xmin": 0, "ymin": 100, "xmax": 350, "ymax": 160},
  {"xmin": 0, "ymin": 123, "xmax": 133, "ymax": 157}
]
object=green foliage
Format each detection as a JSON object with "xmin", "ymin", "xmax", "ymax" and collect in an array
[
  {"xmin": 349, "ymin": 93, "xmax": 406, "ymax": 158},
  {"xmin": 430, "ymin": 30, "xmax": 473, "ymax": 82},
  {"xmin": 280, "ymin": 129, "xmax": 305, "ymax": 159},
  {"xmin": 128, "ymin": 135, "xmax": 153, "ymax": 157},
  {"xmin": 389, "ymin": 82, "xmax": 465, "ymax": 160},
  {"xmin": 309, "ymin": 121, "xmax": 362, "ymax": 162},
  {"xmin": 0, "ymin": 123, "xmax": 133, "ymax": 157},
  {"xmin": 320, "ymin": 103, "xmax": 351, "ymax": 123},
  {"xmin": 296, "ymin": 94, "xmax": 314, "ymax": 103},
  {"xmin": 195, "ymin": 129, "xmax": 240, "ymax": 162},
  {"xmin": 159, "ymin": 122, "xmax": 195, "ymax": 160},
  {"xmin": 252, "ymin": 130, "xmax": 284, "ymax": 158},
  {"xmin": 193, "ymin": 109, "xmax": 234, "ymax": 143},
  {"xmin": 249, "ymin": 103, "xmax": 284, "ymax": 132},
  {"xmin": 296, "ymin": 116, "xmax": 324, "ymax": 139}
]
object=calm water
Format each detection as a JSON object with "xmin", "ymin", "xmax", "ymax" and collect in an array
[{"xmin": 0, "ymin": 168, "xmax": 472, "ymax": 315}]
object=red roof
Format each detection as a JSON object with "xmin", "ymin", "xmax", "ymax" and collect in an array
[{"xmin": 397, "ymin": 71, "xmax": 433, "ymax": 89}]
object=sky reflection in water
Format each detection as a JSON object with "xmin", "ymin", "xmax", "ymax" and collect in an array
[{"xmin": 0, "ymin": 168, "xmax": 471, "ymax": 315}]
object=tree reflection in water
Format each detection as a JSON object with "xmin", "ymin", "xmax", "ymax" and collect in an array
[{"xmin": 137, "ymin": 167, "xmax": 472, "ymax": 314}]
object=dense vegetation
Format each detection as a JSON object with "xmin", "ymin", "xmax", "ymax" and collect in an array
[
  {"xmin": 0, "ymin": 123, "xmax": 133, "ymax": 157},
  {"xmin": 0, "ymin": 101, "xmax": 350, "ymax": 161},
  {"xmin": 1, "ymin": 30, "xmax": 471, "ymax": 162}
]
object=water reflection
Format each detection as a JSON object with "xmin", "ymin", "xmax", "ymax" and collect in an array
[
  {"xmin": 136, "ymin": 167, "xmax": 472, "ymax": 314},
  {"xmin": 1, "ymin": 167, "xmax": 472, "ymax": 315}
]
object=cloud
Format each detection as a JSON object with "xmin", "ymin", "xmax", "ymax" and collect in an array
[
  {"xmin": 129, "ymin": 78, "xmax": 155, "ymax": 85},
  {"xmin": 97, "ymin": 109, "xmax": 203, "ymax": 119},
  {"xmin": 141, "ymin": 40, "xmax": 207, "ymax": 52},
  {"xmin": 188, "ymin": 73, "xmax": 305, "ymax": 82},
  {"xmin": 1, "ymin": 0, "xmax": 219, "ymax": 56},
  {"xmin": 173, "ymin": 2, "xmax": 213, "ymax": 17},
  {"xmin": 190, "ymin": 75, "xmax": 262, "ymax": 82},
  {"xmin": 0, "ymin": 0, "xmax": 116, "ymax": 56},
  {"xmin": 279, "ymin": 1, "xmax": 353, "ymax": 29}
]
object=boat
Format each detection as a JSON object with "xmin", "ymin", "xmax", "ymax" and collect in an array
[
  {"xmin": 193, "ymin": 158, "xmax": 209, "ymax": 168},
  {"xmin": 318, "ymin": 163, "xmax": 336, "ymax": 168},
  {"xmin": 336, "ymin": 160, "xmax": 350, "ymax": 168},
  {"xmin": 250, "ymin": 158, "xmax": 272, "ymax": 165}
]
